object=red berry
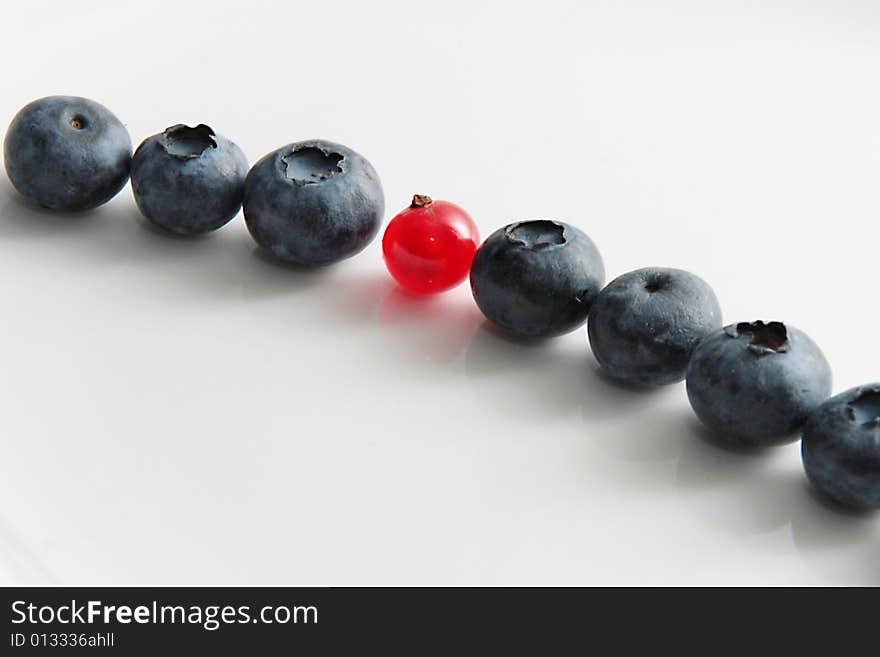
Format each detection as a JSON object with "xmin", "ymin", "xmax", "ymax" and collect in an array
[{"xmin": 382, "ymin": 194, "xmax": 480, "ymax": 294}]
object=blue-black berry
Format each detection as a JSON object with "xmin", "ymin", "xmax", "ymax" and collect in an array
[
  {"xmin": 469, "ymin": 220, "xmax": 605, "ymax": 339},
  {"xmin": 686, "ymin": 321, "xmax": 831, "ymax": 446},
  {"xmin": 802, "ymin": 385, "xmax": 880, "ymax": 509},
  {"xmin": 4, "ymin": 96, "xmax": 131, "ymax": 211},
  {"xmin": 130, "ymin": 124, "xmax": 248, "ymax": 235},
  {"xmin": 243, "ymin": 140, "xmax": 384, "ymax": 266},
  {"xmin": 588, "ymin": 267, "xmax": 721, "ymax": 385}
]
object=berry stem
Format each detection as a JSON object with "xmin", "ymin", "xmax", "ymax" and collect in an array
[{"xmin": 411, "ymin": 194, "xmax": 433, "ymax": 208}]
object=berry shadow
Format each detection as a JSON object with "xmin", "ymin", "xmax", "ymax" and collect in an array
[
  {"xmin": 662, "ymin": 406, "xmax": 880, "ymax": 582},
  {"xmin": 126, "ymin": 208, "xmax": 324, "ymax": 304},
  {"xmin": 784, "ymin": 479, "xmax": 879, "ymax": 584},
  {"xmin": 582, "ymin": 394, "xmax": 689, "ymax": 469},
  {"xmin": 797, "ymin": 478, "xmax": 878, "ymax": 520},
  {"xmin": 240, "ymin": 246, "xmax": 339, "ymax": 296},
  {"xmin": 0, "ymin": 176, "xmax": 342, "ymax": 303},
  {"xmin": 680, "ymin": 412, "xmax": 776, "ymax": 456},
  {"xmin": 0, "ymin": 180, "xmax": 104, "ymax": 234},
  {"xmin": 464, "ymin": 321, "xmax": 676, "ymax": 423},
  {"xmin": 600, "ymin": 407, "xmax": 781, "ymax": 498},
  {"xmin": 371, "ymin": 283, "xmax": 483, "ymax": 367},
  {"xmin": 134, "ymin": 210, "xmax": 218, "ymax": 242},
  {"xmin": 0, "ymin": 179, "xmax": 222, "ymax": 262},
  {"xmin": 0, "ymin": 183, "xmax": 165, "ymax": 271},
  {"xmin": 586, "ymin": 361, "xmax": 677, "ymax": 408},
  {"xmin": 674, "ymin": 413, "xmax": 801, "ymax": 536}
]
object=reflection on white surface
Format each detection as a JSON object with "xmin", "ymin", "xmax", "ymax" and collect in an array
[
  {"xmin": 1, "ymin": 0, "xmax": 879, "ymax": 585},
  {"xmin": 0, "ymin": 175, "xmax": 877, "ymax": 585}
]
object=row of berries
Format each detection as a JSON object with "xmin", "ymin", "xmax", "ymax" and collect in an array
[{"xmin": 4, "ymin": 96, "xmax": 878, "ymax": 510}]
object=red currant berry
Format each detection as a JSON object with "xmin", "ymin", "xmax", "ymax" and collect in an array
[{"xmin": 382, "ymin": 194, "xmax": 480, "ymax": 294}]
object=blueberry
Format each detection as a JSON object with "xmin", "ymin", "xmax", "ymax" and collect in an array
[
  {"xmin": 686, "ymin": 321, "xmax": 831, "ymax": 446},
  {"xmin": 802, "ymin": 385, "xmax": 880, "ymax": 509},
  {"xmin": 587, "ymin": 267, "xmax": 722, "ymax": 386},
  {"xmin": 4, "ymin": 96, "xmax": 131, "ymax": 211},
  {"xmin": 469, "ymin": 220, "xmax": 605, "ymax": 339},
  {"xmin": 130, "ymin": 124, "xmax": 248, "ymax": 235},
  {"xmin": 243, "ymin": 140, "xmax": 384, "ymax": 266}
]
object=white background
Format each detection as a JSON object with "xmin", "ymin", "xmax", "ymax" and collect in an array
[{"xmin": 1, "ymin": 0, "xmax": 878, "ymax": 585}]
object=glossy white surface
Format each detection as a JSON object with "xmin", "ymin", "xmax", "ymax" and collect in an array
[{"xmin": 1, "ymin": 0, "xmax": 878, "ymax": 585}]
